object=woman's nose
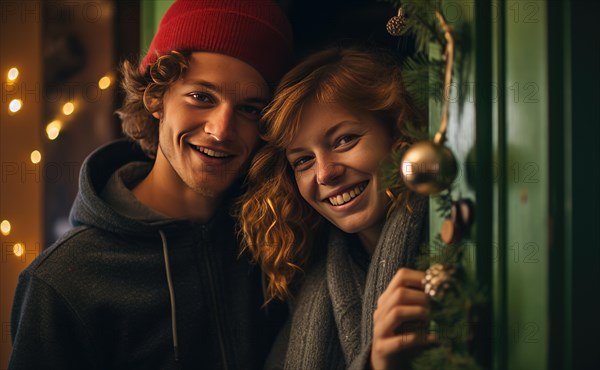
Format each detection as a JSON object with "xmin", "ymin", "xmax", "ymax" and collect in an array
[{"xmin": 316, "ymin": 160, "xmax": 344, "ymax": 185}]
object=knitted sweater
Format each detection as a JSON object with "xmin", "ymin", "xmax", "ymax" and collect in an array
[{"xmin": 266, "ymin": 195, "xmax": 428, "ymax": 369}]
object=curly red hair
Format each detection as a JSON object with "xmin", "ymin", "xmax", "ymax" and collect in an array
[{"xmin": 238, "ymin": 47, "xmax": 426, "ymax": 302}]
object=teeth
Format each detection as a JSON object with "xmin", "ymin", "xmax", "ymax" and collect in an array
[
  {"xmin": 328, "ymin": 183, "xmax": 367, "ymax": 206},
  {"xmin": 193, "ymin": 145, "xmax": 229, "ymax": 158}
]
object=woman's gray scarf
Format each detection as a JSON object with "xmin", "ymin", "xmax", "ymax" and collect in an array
[{"xmin": 281, "ymin": 196, "xmax": 428, "ymax": 369}]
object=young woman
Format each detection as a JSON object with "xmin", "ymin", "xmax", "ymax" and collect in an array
[{"xmin": 239, "ymin": 47, "xmax": 436, "ymax": 369}]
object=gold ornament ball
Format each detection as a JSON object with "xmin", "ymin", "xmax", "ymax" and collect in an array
[{"xmin": 400, "ymin": 141, "xmax": 458, "ymax": 194}]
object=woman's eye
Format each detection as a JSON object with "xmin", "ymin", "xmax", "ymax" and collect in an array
[
  {"xmin": 292, "ymin": 156, "xmax": 313, "ymax": 170},
  {"xmin": 189, "ymin": 93, "xmax": 214, "ymax": 103},
  {"xmin": 336, "ymin": 135, "xmax": 358, "ymax": 147}
]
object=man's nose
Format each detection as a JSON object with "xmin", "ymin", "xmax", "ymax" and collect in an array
[{"xmin": 204, "ymin": 105, "xmax": 235, "ymax": 141}]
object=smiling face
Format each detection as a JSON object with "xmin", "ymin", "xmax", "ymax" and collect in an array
[
  {"xmin": 286, "ymin": 99, "xmax": 394, "ymax": 241},
  {"xmin": 152, "ymin": 52, "xmax": 270, "ymax": 198}
]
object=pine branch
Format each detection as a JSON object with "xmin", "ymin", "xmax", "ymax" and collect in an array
[{"xmin": 413, "ymin": 237, "xmax": 485, "ymax": 370}]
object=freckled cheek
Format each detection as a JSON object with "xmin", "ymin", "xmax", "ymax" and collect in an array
[
  {"xmin": 294, "ymin": 173, "xmax": 316, "ymax": 204},
  {"xmin": 347, "ymin": 156, "xmax": 380, "ymax": 176},
  {"xmin": 359, "ymin": 149, "xmax": 390, "ymax": 175}
]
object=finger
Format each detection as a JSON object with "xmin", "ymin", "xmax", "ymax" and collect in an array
[
  {"xmin": 377, "ymin": 268, "xmax": 426, "ymax": 308},
  {"xmin": 373, "ymin": 332, "xmax": 438, "ymax": 355},
  {"xmin": 395, "ymin": 320, "xmax": 430, "ymax": 336},
  {"xmin": 388, "ymin": 268, "xmax": 426, "ymax": 292},
  {"xmin": 374, "ymin": 305, "xmax": 429, "ymax": 338},
  {"xmin": 376, "ymin": 287, "xmax": 429, "ymax": 317}
]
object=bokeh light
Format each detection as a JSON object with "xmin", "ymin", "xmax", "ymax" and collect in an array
[
  {"xmin": 30, "ymin": 150, "xmax": 42, "ymax": 164},
  {"xmin": 9, "ymin": 99, "xmax": 23, "ymax": 113},
  {"xmin": 98, "ymin": 76, "xmax": 111, "ymax": 90},
  {"xmin": 0, "ymin": 220, "xmax": 11, "ymax": 236},
  {"xmin": 13, "ymin": 243, "xmax": 25, "ymax": 257},
  {"xmin": 7, "ymin": 67, "xmax": 19, "ymax": 81},
  {"xmin": 62, "ymin": 102, "xmax": 75, "ymax": 116},
  {"xmin": 46, "ymin": 120, "xmax": 63, "ymax": 140}
]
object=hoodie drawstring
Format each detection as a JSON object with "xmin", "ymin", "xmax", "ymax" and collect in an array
[{"xmin": 159, "ymin": 230, "xmax": 179, "ymax": 362}]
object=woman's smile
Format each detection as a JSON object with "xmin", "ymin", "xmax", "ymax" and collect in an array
[{"xmin": 325, "ymin": 180, "xmax": 369, "ymax": 207}]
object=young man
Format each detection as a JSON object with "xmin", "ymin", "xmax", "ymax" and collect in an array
[{"xmin": 9, "ymin": 1, "xmax": 293, "ymax": 369}]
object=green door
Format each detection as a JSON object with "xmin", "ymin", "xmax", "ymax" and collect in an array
[{"xmin": 432, "ymin": 1, "xmax": 599, "ymax": 369}]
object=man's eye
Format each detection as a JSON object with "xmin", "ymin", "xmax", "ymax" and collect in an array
[{"xmin": 239, "ymin": 105, "xmax": 262, "ymax": 117}]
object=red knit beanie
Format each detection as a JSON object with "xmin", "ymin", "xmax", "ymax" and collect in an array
[{"xmin": 140, "ymin": 0, "xmax": 294, "ymax": 87}]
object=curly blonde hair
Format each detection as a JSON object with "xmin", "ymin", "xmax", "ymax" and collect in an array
[
  {"xmin": 117, "ymin": 50, "xmax": 191, "ymax": 158},
  {"xmin": 238, "ymin": 47, "xmax": 426, "ymax": 302}
]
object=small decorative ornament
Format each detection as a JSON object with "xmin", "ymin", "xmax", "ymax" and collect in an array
[
  {"xmin": 400, "ymin": 141, "xmax": 458, "ymax": 194},
  {"xmin": 440, "ymin": 199, "xmax": 474, "ymax": 245},
  {"xmin": 423, "ymin": 263, "xmax": 456, "ymax": 301},
  {"xmin": 386, "ymin": 7, "xmax": 406, "ymax": 36}
]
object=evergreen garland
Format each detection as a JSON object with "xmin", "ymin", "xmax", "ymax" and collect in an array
[
  {"xmin": 378, "ymin": 0, "xmax": 486, "ymax": 368},
  {"xmin": 385, "ymin": 0, "xmax": 448, "ymax": 106},
  {"xmin": 414, "ymin": 233, "xmax": 486, "ymax": 370}
]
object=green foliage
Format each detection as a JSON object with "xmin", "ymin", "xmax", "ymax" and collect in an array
[
  {"xmin": 379, "ymin": 147, "xmax": 407, "ymax": 194},
  {"xmin": 433, "ymin": 190, "xmax": 453, "ymax": 219},
  {"xmin": 414, "ymin": 236, "xmax": 486, "ymax": 370},
  {"xmin": 413, "ymin": 347, "xmax": 482, "ymax": 370}
]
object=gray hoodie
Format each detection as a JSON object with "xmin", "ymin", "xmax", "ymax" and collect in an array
[{"xmin": 9, "ymin": 140, "xmax": 284, "ymax": 370}]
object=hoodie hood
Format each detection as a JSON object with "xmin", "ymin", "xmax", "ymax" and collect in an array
[{"xmin": 69, "ymin": 139, "xmax": 193, "ymax": 235}]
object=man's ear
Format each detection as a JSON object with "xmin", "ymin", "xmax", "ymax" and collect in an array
[{"xmin": 145, "ymin": 97, "xmax": 162, "ymax": 120}]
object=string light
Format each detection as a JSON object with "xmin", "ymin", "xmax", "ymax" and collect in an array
[
  {"xmin": 30, "ymin": 150, "xmax": 42, "ymax": 164},
  {"xmin": 98, "ymin": 75, "xmax": 111, "ymax": 90},
  {"xmin": 9, "ymin": 99, "xmax": 23, "ymax": 113},
  {"xmin": 7, "ymin": 67, "xmax": 19, "ymax": 82},
  {"xmin": 2, "ymin": 50, "xmax": 120, "ymax": 270},
  {"xmin": 0, "ymin": 220, "xmax": 11, "ymax": 236},
  {"xmin": 13, "ymin": 243, "xmax": 25, "ymax": 257},
  {"xmin": 62, "ymin": 102, "xmax": 75, "ymax": 116},
  {"xmin": 3, "ymin": 57, "xmax": 121, "ymax": 263},
  {"xmin": 46, "ymin": 120, "xmax": 63, "ymax": 140}
]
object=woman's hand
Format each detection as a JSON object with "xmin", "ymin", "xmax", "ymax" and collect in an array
[{"xmin": 370, "ymin": 268, "xmax": 437, "ymax": 370}]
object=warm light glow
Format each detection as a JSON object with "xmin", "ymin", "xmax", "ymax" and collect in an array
[
  {"xmin": 62, "ymin": 102, "xmax": 75, "ymax": 115},
  {"xmin": 98, "ymin": 76, "xmax": 111, "ymax": 90},
  {"xmin": 46, "ymin": 120, "xmax": 63, "ymax": 140},
  {"xmin": 30, "ymin": 150, "xmax": 42, "ymax": 164},
  {"xmin": 0, "ymin": 220, "xmax": 11, "ymax": 236},
  {"xmin": 9, "ymin": 99, "xmax": 23, "ymax": 113},
  {"xmin": 13, "ymin": 243, "xmax": 25, "ymax": 257},
  {"xmin": 7, "ymin": 67, "xmax": 19, "ymax": 81}
]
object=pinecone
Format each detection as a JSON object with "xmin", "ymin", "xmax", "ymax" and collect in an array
[
  {"xmin": 423, "ymin": 263, "xmax": 456, "ymax": 301},
  {"xmin": 386, "ymin": 8, "xmax": 406, "ymax": 36}
]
